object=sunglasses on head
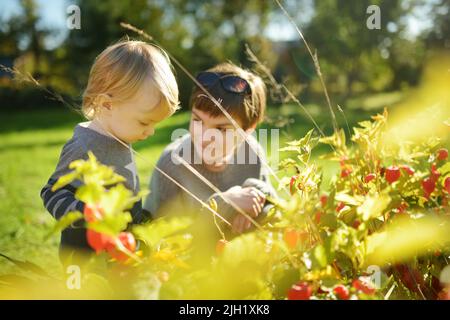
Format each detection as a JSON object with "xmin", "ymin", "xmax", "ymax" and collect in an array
[{"xmin": 195, "ymin": 72, "xmax": 251, "ymax": 95}]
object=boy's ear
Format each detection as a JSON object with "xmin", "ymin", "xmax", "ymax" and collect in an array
[{"xmin": 96, "ymin": 94, "xmax": 113, "ymax": 111}]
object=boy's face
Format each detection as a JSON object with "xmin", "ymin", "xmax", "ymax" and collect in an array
[
  {"xmin": 189, "ymin": 107, "xmax": 254, "ymax": 171},
  {"xmin": 102, "ymin": 77, "xmax": 170, "ymax": 144}
]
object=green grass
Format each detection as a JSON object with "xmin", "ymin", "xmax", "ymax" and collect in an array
[{"xmin": 0, "ymin": 102, "xmax": 380, "ymax": 275}]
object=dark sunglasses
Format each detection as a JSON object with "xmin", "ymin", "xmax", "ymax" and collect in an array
[{"xmin": 195, "ymin": 72, "xmax": 251, "ymax": 95}]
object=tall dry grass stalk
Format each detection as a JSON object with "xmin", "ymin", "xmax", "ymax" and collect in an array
[
  {"xmin": 244, "ymin": 45, "xmax": 338, "ymax": 153},
  {"xmin": 274, "ymin": 0, "xmax": 339, "ymax": 136}
]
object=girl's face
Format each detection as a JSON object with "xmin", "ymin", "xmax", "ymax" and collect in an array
[
  {"xmin": 100, "ymin": 77, "xmax": 170, "ymax": 144},
  {"xmin": 189, "ymin": 108, "xmax": 253, "ymax": 172}
]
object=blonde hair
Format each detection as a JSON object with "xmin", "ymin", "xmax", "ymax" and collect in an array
[
  {"xmin": 190, "ymin": 62, "xmax": 266, "ymax": 130},
  {"xmin": 82, "ymin": 40, "xmax": 179, "ymax": 119}
]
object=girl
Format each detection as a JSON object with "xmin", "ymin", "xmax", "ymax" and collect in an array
[{"xmin": 40, "ymin": 40, "xmax": 179, "ymax": 255}]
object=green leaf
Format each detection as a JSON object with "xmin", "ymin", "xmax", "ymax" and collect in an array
[
  {"xmin": 335, "ymin": 192, "xmax": 363, "ymax": 206},
  {"xmin": 82, "ymin": 273, "xmax": 114, "ymax": 297},
  {"xmin": 45, "ymin": 211, "xmax": 83, "ymax": 240},
  {"xmin": 68, "ymin": 151, "xmax": 126, "ymax": 187},
  {"xmin": 75, "ymin": 184, "xmax": 104, "ymax": 204},
  {"xmin": 99, "ymin": 184, "xmax": 135, "ymax": 215},
  {"xmin": 284, "ymin": 129, "xmax": 315, "ymax": 147},
  {"xmin": 133, "ymin": 216, "xmax": 192, "ymax": 248},
  {"xmin": 163, "ymin": 234, "xmax": 194, "ymax": 252},
  {"xmin": 88, "ymin": 211, "xmax": 132, "ymax": 236},
  {"xmin": 357, "ymin": 193, "xmax": 391, "ymax": 221},
  {"xmin": 438, "ymin": 162, "xmax": 450, "ymax": 176},
  {"xmin": 278, "ymin": 158, "xmax": 297, "ymax": 169},
  {"xmin": 279, "ymin": 145, "xmax": 302, "ymax": 153},
  {"xmin": 312, "ymin": 244, "xmax": 328, "ymax": 269},
  {"xmin": 51, "ymin": 171, "xmax": 78, "ymax": 191},
  {"xmin": 319, "ymin": 129, "xmax": 346, "ymax": 150},
  {"xmin": 329, "ymin": 224, "xmax": 360, "ymax": 262},
  {"xmin": 0, "ymin": 253, "xmax": 53, "ymax": 279},
  {"xmin": 219, "ymin": 233, "xmax": 269, "ymax": 268},
  {"xmin": 320, "ymin": 213, "xmax": 338, "ymax": 229}
]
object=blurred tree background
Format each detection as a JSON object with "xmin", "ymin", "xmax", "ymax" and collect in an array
[{"xmin": 0, "ymin": 0, "xmax": 448, "ymax": 109}]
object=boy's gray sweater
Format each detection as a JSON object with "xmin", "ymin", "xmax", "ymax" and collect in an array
[
  {"xmin": 40, "ymin": 122, "xmax": 143, "ymax": 250},
  {"xmin": 143, "ymin": 133, "xmax": 277, "ymax": 224}
]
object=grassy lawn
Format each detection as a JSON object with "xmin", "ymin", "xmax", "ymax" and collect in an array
[{"xmin": 0, "ymin": 102, "xmax": 379, "ymax": 275}]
